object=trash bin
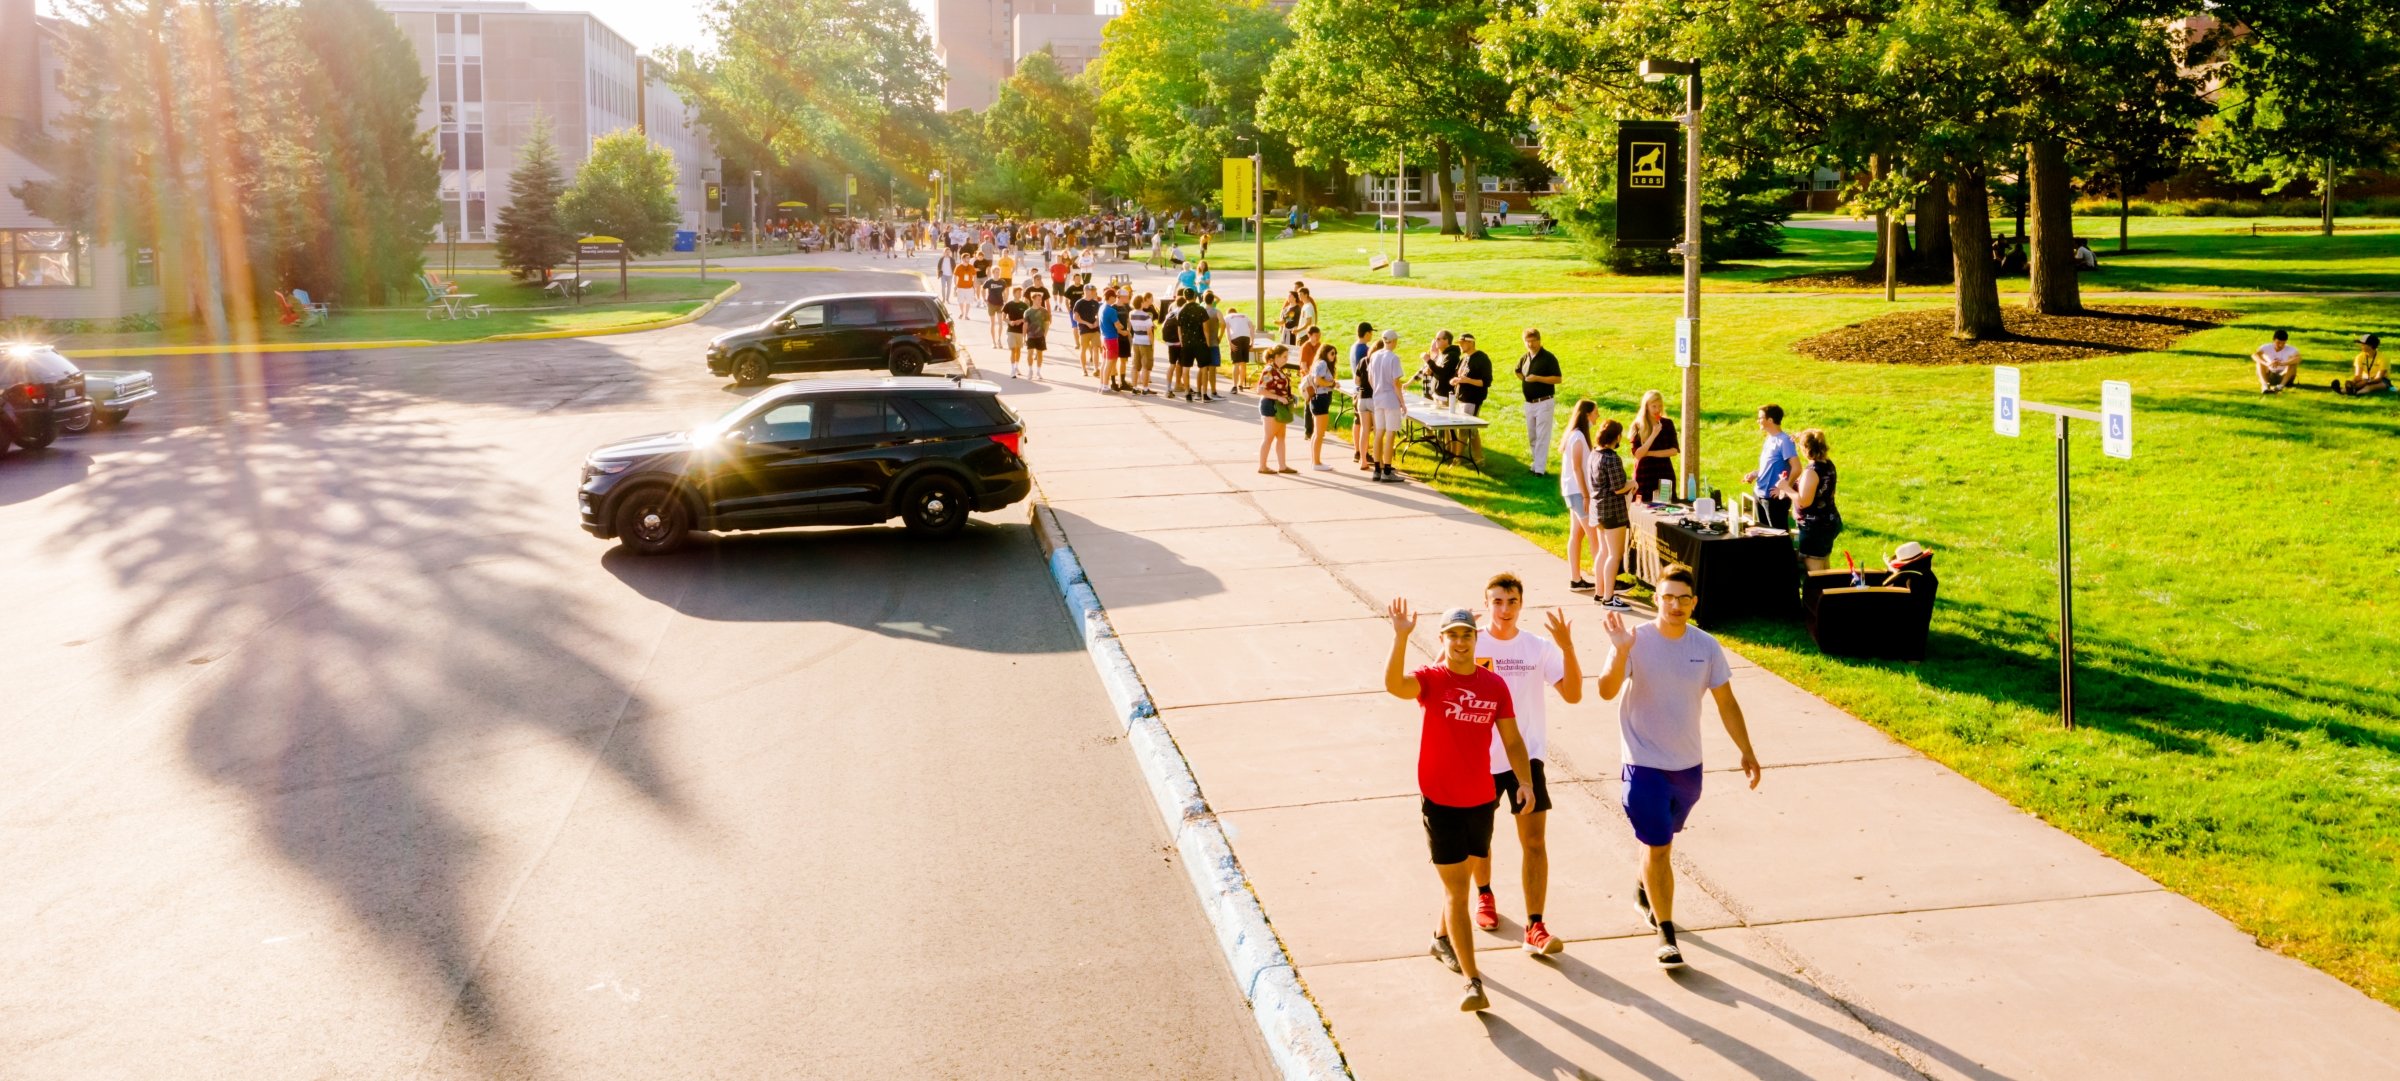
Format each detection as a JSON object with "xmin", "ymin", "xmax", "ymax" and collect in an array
[{"xmin": 673, "ymin": 230, "xmax": 697, "ymax": 252}]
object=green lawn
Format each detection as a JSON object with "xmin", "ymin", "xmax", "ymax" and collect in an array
[
  {"xmin": 1313, "ymin": 290, "xmax": 2400, "ymax": 1006},
  {"xmin": 1172, "ymin": 214, "xmax": 2400, "ymax": 296},
  {"xmin": 53, "ymin": 271, "xmax": 726, "ymax": 351}
]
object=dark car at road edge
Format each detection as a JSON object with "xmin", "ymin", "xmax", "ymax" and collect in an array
[
  {"xmin": 706, "ymin": 291, "xmax": 957, "ymax": 385},
  {"xmin": 579, "ymin": 377, "xmax": 1029, "ymax": 554}
]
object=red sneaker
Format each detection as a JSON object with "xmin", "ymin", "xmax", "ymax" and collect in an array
[
  {"xmin": 1524, "ymin": 920, "xmax": 1562, "ymax": 956},
  {"xmin": 1475, "ymin": 891, "xmax": 1500, "ymax": 933}
]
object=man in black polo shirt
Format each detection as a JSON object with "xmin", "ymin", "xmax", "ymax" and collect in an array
[
  {"xmin": 1516, "ymin": 328, "xmax": 1563, "ymax": 476},
  {"xmin": 1454, "ymin": 333, "xmax": 1493, "ymax": 468}
]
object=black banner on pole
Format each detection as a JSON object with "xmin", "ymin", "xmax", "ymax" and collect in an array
[{"xmin": 1615, "ymin": 120, "xmax": 1683, "ymax": 249}]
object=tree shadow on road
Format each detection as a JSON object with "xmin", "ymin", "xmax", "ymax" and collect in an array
[{"xmin": 26, "ymin": 385, "xmax": 690, "ymax": 1077}]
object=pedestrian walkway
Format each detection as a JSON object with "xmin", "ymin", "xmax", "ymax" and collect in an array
[{"xmin": 999, "ymin": 370, "xmax": 2400, "ymax": 1078}]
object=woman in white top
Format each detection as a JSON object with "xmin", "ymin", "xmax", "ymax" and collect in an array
[
  {"xmin": 1559, "ymin": 400, "xmax": 1600, "ymax": 591},
  {"xmin": 1300, "ymin": 326, "xmax": 1336, "ymax": 469},
  {"xmin": 1127, "ymin": 293, "xmax": 1158, "ymax": 395}
]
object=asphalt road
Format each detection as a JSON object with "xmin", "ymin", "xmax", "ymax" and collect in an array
[{"xmin": 0, "ymin": 269, "xmax": 1272, "ymax": 1079}]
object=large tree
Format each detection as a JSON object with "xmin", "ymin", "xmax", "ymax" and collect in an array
[
  {"xmin": 281, "ymin": 0, "xmax": 439, "ymax": 306},
  {"xmin": 985, "ymin": 51, "xmax": 1095, "ymax": 195},
  {"xmin": 664, "ymin": 0, "xmax": 944, "ymax": 206},
  {"xmin": 559, "ymin": 130, "xmax": 681, "ymax": 255},
  {"xmin": 19, "ymin": 0, "xmax": 314, "ymax": 336},
  {"xmin": 1263, "ymin": 0, "xmax": 1519, "ymax": 236},
  {"xmin": 493, "ymin": 113, "xmax": 576, "ymax": 281},
  {"xmin": 1089, "ymin": 0, "xmax": 1292, "ymax": 211},
  {"xmin": 2202, "ymin": 0, "xmax": 2400, "ymax": 235}
]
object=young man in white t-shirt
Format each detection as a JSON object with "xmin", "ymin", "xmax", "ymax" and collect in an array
[
  {"xmin": 1367, "ymin": 329, "xmax": 1407, "ymax": 482},
  {"xmin": 1597, "ymin": 563, "xmax": 1762, "ymax": 967},
  {"xmin": 1470, "ymin": 572, "xmax": 1584, "ymax": 955},
  {"xmin": 2253, "ymin": 328, "xmax": 2300, "ymax": 393}
]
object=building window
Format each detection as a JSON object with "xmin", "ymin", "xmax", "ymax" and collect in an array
[
  {"xmin": 0, "ymin": 230, "xmax": 91, "ymax": 288},
  {"xmin": 1366, "ymin": 173, "xmax": 1424, "ymax": 204},
  {"xmin": 129, "ymin": 246, "xmax": 156, "ymax": 287}
]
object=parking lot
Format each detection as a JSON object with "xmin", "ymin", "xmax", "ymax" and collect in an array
[{"xmin": 0, "ymin": 269, "xmax": 1270, "ymax": 1079}]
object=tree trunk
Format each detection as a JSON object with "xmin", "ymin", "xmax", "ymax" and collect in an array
[
  {"xmin": 1949, "ymin": 163, "xmax": 2004, "ymax": 340},
  {"xmin": 2321, "ymin": 156, "xmax": 2335, "ymax": 236},
  {"xmin": 1434, "ymin": 145, "xmax": 1460, "ymax": 234},
  {"xmin": 1460, "ymin": 152, "xmax": 1485, "ymax": 238},
  {"xmin": 2119, "ymin": 189, "xmax": 2129, "ymax": 252},
  {"xmin": 2025, "ymin": 137, "xmax": 2081, "ymax": 315},
  {"xmin": 1916, "ymin": 177, "xmax": 1952, "ymax": 276}
]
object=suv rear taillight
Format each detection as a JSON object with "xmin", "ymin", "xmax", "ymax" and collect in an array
[
  {"xmin": 16, "ymin": 382, "xmax": 43, "ymax": 404},
  {"xmin": 988, "ymin": 430, "xmax": 1021, "ymax": 455},
  {"xmin": 937, "ymin": 320, "xmax": 953, "ymax": 340}
]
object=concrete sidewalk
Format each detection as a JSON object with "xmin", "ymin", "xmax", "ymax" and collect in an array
[{"xmin": 999, "ymin": 370, "xmax": 2400, "ymax": 1079}]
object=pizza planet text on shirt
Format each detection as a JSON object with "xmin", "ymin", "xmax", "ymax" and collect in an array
[{"xmin": 1440, "ymin": 686, "xmax": 1503, "ymax": 724}]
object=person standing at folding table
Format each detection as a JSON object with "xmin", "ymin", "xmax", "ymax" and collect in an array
[
  {"xmin": 1367, "ymin": 329, "xmax": 1408, "ymax": 483},
  {"xmin": 1382, "ymin": 599, "xmax": 1535, "ymax": 1013},
  {"xmin": 1597, "ymin": 566, "xmax": 1762, "ymax": 968},
  {"xmin": 1516, "ymin": 329, "xmax": 1564, "ymax": 476},
  {"xmin": 1467, "ymin": 573, "xmax": 1583, "ymax": 956}
]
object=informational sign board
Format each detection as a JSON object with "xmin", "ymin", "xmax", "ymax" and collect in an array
[
  {"xmin": 1222, "ymin": 156, "xmax": 1255, "ymax": 220},
  {"xmin": 1674, "ymin": 317, "xmax": 1694, "ymax": 368},
  {"xmin": 1994, "ymin": 365, "xmax": 2021, "ymax": 438},
  {"xmin": 845, "ymin": 174, "xmax": 857, "ymax": 198},
  {"xmin": 704, "ymin": 181, "xmax": 722, "ymax": 213},
  {"xmin": 2101, "ymin": 379, "xmax": 2132, "ymax": 459},
  {"xmin": 576, "ymin": 236, "xmax": 622, "ymax": 261},
  {"xmin": 1615, "ymin": 120, "xmax": 1683, "ymax": 249}
]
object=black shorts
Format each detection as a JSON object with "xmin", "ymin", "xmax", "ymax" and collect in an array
[
  {"xmin": 1310, "ymin": 391, "xmax": 1332, "ymax": 416},
  {"xmin": 1421, "ymin": 797, "xmax": 1499, "ymax": 865},
  {"xmin": 1171, "ymin": 344, "xmax": 1195, "ymax": 367},
  {"xmin": 1231, "ymin": 336, "xmax": 1251, "ymax": 363},
  {"xmin": 1797, "ymin": 517, "xmax": 1843, "ymax": 558},
  {"xmin": 1026, "ymin": 334, "xmax": 1048, "ymax": 351},
  {"xmin": 1199, "ymin": 344, "xmax": 1222, "ymax": 368},
  {"xmin": 1492, "ymin": 758, "xmax": 1551, "ymax": 815}
]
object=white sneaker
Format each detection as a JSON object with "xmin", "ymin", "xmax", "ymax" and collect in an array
[{"xmin": 1313, "ymin": 464, "xmax": 1334, "ymax": 471}]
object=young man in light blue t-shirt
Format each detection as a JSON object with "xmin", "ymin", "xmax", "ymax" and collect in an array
[
  {"xmin": 1598, "ymin": 564, "xmax": 1762, "ymax": 968},
  {"xmin": 1745, "ymin": 403, "xmax": 1799, "ymax": 529}
]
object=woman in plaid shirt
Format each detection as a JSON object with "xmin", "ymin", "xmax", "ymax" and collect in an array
[{"xmin": 1588, "ymin": 418, "xmax": 1637, "ymax": 609}]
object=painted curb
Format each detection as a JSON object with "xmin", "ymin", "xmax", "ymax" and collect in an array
[
  {"xmin": 56, "ymin": 282, "xmax": 741, "ymax": 359},
  {"xmin": 1029, "ymin": 503, "xmax": 1351, "ymax": 1081}
]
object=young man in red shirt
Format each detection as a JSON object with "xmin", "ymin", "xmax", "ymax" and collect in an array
[{"xmin": 1384, "ymin": 598, "xmax": 1535, "ymax": 1012}]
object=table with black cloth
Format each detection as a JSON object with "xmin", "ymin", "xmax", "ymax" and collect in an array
[{"xmin": 1642, "ymin": 514, "xmax": 1799, "ymax": 626}]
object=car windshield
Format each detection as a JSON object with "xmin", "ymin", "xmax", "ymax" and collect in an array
[{"xmin": 1, "ymin": 346, "xmax": 78, "ymax": 383}]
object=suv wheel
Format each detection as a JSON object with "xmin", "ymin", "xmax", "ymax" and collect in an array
[
  {"xmin": 899, "ymin": 474, "xmax": 969, "ymax": 537},
  {"xmin": 887, "ymin": 346, "xmax": 927, "ymax": 377},
  {"xmin": 612, "ymin": 485, "xmax": 692, "ymax": 555},
  {"xmin": 62, "ymin": 409, "xmax": 91, "ymax": 434},
  {"xmin": 731, "ymin": 351, "xmax": 771, "ymax": 386},
  {"xmin": 14, "ymin": 412, "xmax": 56, "ymax": 451}
]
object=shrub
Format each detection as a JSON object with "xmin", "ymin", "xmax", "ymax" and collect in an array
[{"xmin": 2073, "ymin": 195, "xmax": 2400, "ymax": 218}]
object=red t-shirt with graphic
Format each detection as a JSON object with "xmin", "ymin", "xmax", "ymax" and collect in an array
[{"xmin": 1413, "ymin": 664, "xmax": 1515, "ymax": 807}]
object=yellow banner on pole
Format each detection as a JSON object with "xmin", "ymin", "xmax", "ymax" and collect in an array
[{"xmin": 1222, "ymin": 157, "xmax": 1255, "ymax": 220}]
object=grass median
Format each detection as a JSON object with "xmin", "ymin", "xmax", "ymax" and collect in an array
[
  {"xmin": 51, "ymin": 270, "xmax": 727, "ymax": 351},
  {"xmin": 1311, "ymin": 289, "xmax": 2400, "ymax": 1006}
]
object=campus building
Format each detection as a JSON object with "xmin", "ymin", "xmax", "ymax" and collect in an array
[
  {"xmin": 931, "ymin": 0, "xmax": 1116, "ymax": 112},
  {"xmin": 376, "ymin": 0, "xmax": 718, "ymax": 244},
  {"xmin": 0, "ymin": 0, "xmax": 162, "ymax": 323}
]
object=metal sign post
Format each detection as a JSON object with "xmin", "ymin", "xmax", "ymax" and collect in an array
[{"xmin": 1993, "ymin": 366, "xmax": 2133, "ymax": 729}]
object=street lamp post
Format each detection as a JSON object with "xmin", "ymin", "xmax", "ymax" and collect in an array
[
  {"xmin": 750, "ymin": 169, "xmax": 762, "ymax": 257},
  {"xmin": 1236, "ymin": 136, "xmax": 1266, "ymax": 331},
  {"xmin": 1642, "ymin": 57, "xmax": 1702, "ymax": 499},
  {"xmin": 1393, "ymin": 146, "xmax": 1409, "ymax": 279},
  {"xmin": 700, "ymin": 166, "xmax": 715, "ymax": 282}
]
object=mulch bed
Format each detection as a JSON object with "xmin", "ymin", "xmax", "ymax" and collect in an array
[
  {"xmin": 1772, "ymin": 264, "xmax": 1956, "ymax": 289},
  {"xmin": 1794, "ymin": 304, "xmax": 2238, "ymax": 366}
]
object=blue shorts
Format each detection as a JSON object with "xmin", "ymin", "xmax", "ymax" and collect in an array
[{"xmin": 1621, "ymin": 764, "xmax": 1704, "ymax": 847}]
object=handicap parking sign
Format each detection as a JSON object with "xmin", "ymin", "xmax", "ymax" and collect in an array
[
  {"xmin": 2101, "ymin": 380, "xmax": 2132, "ymax": 459},
  {"xmin": 1994, "ymin": 366, "xmax": 2020, "ymax": 437}
]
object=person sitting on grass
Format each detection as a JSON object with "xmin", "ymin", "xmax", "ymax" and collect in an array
[
  {"xmin": 2254, "ymin": 329, "xmax": 2300, "ymax": 394},
  {"xmin": 2074, "ymin": 238, "xmax": 2100, "ymax": 270},
  {"xmin": 2335, "ymin": 334, "xmax": 2388, "ymax": 397}
]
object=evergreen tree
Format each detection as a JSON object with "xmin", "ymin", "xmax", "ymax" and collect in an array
[
  {"xmin": 494, "ymin": 114, "xmax": 576, "ymax": 281},
  {"xmin": 558, "ymin": 129, "xmax": 681, "ymax": 255}
]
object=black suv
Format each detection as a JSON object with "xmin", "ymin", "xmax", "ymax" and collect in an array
[
  {"xmin": 1, "ymin": 344, "xmax": 94, "ymax": 456},
  {"xmin": 706, "ymin": 291, "xmax": 958, "ymax": 386},
  {"xmin": 579, "ymin": 377, "xmax": 1029, "ymax": 555}
]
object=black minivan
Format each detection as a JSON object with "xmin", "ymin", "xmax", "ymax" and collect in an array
[
  {"xmin": 578, "ymin": 377, "xmax": 1028, "ymax": 554},
  {"xmin": 706, "ymin": 291, "xmax": 957, "ymax": 385}
]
